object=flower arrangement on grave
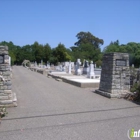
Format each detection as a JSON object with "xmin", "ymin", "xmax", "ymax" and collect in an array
[{"xmin": 0, "ymin": 107, "xmax": 8, "ymax": 119}]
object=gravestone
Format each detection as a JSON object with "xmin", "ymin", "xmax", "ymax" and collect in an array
[
  {"xmin": 47, "ymin": 61, "xmax": 50, "ymax": 69},
  {"xmin": 59, "ymin": 65, "xmax": 63, "ymax": 71},
  {"xmin": 41, "ymin": 60, "xmax": 43, "ymax": 68},
  {"xmin": 62, "ymin": 65, "xmax": 66, "ymax": 71},
  {"xmin": 75, "ymin": 59, "xmax": 81, "ymax": 75},
  {"xmin": 0, "ymin": 46, "xmax": 17, "ymax": 106},
  {"xmin": 35, "ymin": 61, "xmax": 37, "ymax": 67},
  {"xmin": 96, "ymin": 53, "xmax": 130, "ymax": 98},
  {"xmin": 68, "ymin": 61, "xmax": 72, "ymax": 74},
  {"xmin": 87, "ymin": 61, "xmax": 95, "ymax": 79},
  {"xmin": 83, "ymin": 60, "xmax": 89, "ymax": 74}
]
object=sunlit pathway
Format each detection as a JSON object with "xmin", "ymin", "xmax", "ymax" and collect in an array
[{"xmin": 0, "ymin": 66, "xmax": 140, "ymax": 140}]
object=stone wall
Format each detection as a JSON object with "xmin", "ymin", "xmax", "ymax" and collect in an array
[
  {"xmin": 96, "ymin": 53, "xmax": 130, "ymax": 98},
  {"xmin": 0, "ymin": 46, "xmax": 17, "ymax": 106}
]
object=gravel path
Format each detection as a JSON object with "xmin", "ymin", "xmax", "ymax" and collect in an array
[{"xmin": 0, "ymin": 66, "xmax": 140, "ymax": 140}]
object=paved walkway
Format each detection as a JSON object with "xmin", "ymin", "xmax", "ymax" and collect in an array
[{"xmin": 0, "ymin": 66, "xmax": 140, "ymax": 140}]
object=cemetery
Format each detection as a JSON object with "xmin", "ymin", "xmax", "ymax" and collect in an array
[
  {"xmin": 26, "ymin": 58, "xmax": 101, "ymax": 88},
  {"xmin": 1, "ymin": 1, "xmax": 140, "ymax": 139},
  {"xmin": 0, "ymin": 45, "xmax": 140, "ymax": 140},
  {"xmin": 0, "ymin": 44, "xmax": 138, "ymax": 107},
  {"xmin": 22, "ymin": 51, "xmax": 140, "ymax": 100}
]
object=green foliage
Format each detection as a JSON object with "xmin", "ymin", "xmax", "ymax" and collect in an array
[
  {"xmin": 0, "ymin": 107, "xmax": 8, "ymax": 118},
  {"xmin": 1, "ymin": 33, "xmax": 140, "ymax": 68},
  {"xmin": 95, "ymin": 60, "xmax": 102, "ymax": 67},
  {"xmin": 9, "ymin": 51, "xmax": 16, "ymax": 65},
  {"xmin": 43, "ymin": 43, "xmax": 51, "ymax": 62},
  {"xmin": 31, "ymin": 42, "xmax": 44, "ymax": 63},
  {"xmin": 74, "ymin": 31, "xmax": 104, "ymax": 48},
  {"xmin": 71, "ymin": 31, "xmax": 104, "ymax": 65},
  {"xmin": 128, "ymin": 83, "xmax": 140, "ymax": 102},
  {"xmin": 103, "ymin": 40, "xmax": 140, "ymax": 67},
  {"xmin": 54, "ymin": 43, "xmax": 71, "ymax": 63},
  {"xmin": 0, "ymin": 41, "xmax": 20, "ymax": 65},
  {"xmin": 130, "ymin": 83, "xmax": 139, "ymax": 92}
]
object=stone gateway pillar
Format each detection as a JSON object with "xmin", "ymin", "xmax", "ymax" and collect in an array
[
  {"xmin": 0, "ymin": 46, "xmax": 17, "ymax": 107},
  {"xmin": 96, "ymin": 53, "xmax": 130, "ymax": 98}
]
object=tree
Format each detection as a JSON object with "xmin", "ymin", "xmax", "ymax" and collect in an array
[
  {"xmin": 54, "ymin": 43, "xmax": 71, "ymax": 63},
  {"xmin": 43, "ymin": 43, "xmax": 51, "ymax": 62},
  {"xmin": 74, "ymin": 31, "xmax": 104, "ymax": 48},
  {"xmin": 21, "ymin": 45, "xmax": 35, "ymax": 61},
  {"xmin": 103, "ymin": 41, "xmax": 140, "ymax": 67},
  {"xmin": 49, "ymin": 48, "xmax": 58, "ymax": 65},
  {"xmin": 9, "ymin": 51, "xmax": 16, "ymax": 65},
  {"xmin": 31, "ymin": 42, "xmax": 44, "ymax": 63},
  {"xmin": 103, "ymin": 40, "xmax": 120, "ymax": 53},
  {"xmin": 0, "ymin": 41, "xmax": 21, "ymax": 65},
  {"xmin": 71, "ymin": 31, "xmax": 103, "ymax": 65}
]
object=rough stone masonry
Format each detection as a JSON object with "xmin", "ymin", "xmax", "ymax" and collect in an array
[
  {"xmin": 96, "ymin": 53, "xmax": 130, "ymax": 98},
  {"xmin": 0, "ymin": 46, "xmax": 17, "ymax": 107}
]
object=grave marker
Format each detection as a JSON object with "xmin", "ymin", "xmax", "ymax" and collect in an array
[{"xmin": 96, "ymin": 53, "xmax": 130, "ymax": 98}]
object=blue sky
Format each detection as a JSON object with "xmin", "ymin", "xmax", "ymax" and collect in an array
[{"xmin": 0, "ymin": 0, "xmax": 140, "ymax": 51}]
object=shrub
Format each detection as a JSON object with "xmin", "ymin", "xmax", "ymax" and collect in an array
[{"xmin": 0, "ymin": 107, "xmax": 8, "ymax": 119}]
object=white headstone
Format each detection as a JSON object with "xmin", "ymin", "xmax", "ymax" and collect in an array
[
  {"xmin": 75, "ymin": 59, "xmax": 81, "ymax": 75},
  {"xmin": 68, "ymin": 61, "xmax": 71, "ymax": 74},
  {"xmin": 59, "ymin": 65, "xmax": 62, "ymax": 71},
  {"xmin": 62, "ymin": 65, "xmax": 66, "ymax": 71},
  {"xmin": 41, "ymin": 60, "xmax": 43, "ymax": 68},
  {"xmin": 87, "ymin": 61, "xmax": 95, "ymax": 79}
]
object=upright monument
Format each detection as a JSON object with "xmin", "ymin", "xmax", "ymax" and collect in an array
[
  {"xmin": 96, "ymin": 53, "xmax": 130, "ymax": 98},
  {"xmin": 0, "ymin": 46, "xmax": 17, "ymax": 106}
]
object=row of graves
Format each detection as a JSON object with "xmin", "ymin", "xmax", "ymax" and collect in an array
[
  {"xmin": 50, "ymin": 59, "xmax": 101, "ymax": 77},
  {"xmin": 49, "ymin": 53, "xmax": 131, "ymax": 98},
  {"xmin": 30, "ymin": 59, "xmax": 101, "ymax": 76},
  {"xmin": 28, "ymin": 52, "xmax": 132, "ymax": 98},
  {"xmin": 0, "ymin": 46, "xmax": 17, "ymax": 107},
  {"xmin": 50, "ymin": 59, "xmax": 101, "ymax": 88},
  {"xmin": 28, "ymin": 58, "xmax": 101, "ymax": 88}
]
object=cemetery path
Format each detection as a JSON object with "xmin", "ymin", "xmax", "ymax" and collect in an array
[{"xmin": 0, "ymin": 66, "xmax": 140, "ymax": 140}]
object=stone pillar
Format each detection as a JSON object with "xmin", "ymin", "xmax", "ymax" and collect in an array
[
  {"xmin": 96, "ymin": 53, "xmax": 130, "ymax": 98},
  {"xmin": 0, "ymin": 46, "xmax": 17, "ymax": 107}
]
